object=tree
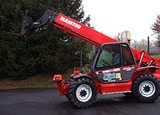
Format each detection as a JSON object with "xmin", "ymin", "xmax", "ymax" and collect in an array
[
  {"xmin": 131, "ymin": 39, "xmax": 154, "ymax": 50},
  {"xmin": 0, "ymin": 0, "xmax": 90, "ymax": 79},
  {"xmin": 113, "ymin": 33, "xmax": 122, "ymax": 41},
  {"xmin": 151, "ymin": 15, "xmax": 160, "ymax": 47}
]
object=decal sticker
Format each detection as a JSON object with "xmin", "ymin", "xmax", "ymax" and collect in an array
[
  {"xmin": 60, "ymin": 16, "xmax": 82, "ymax": 29},
  {"xmin": 123, "ymin": 66, "xmax": 135, "ymax": 71},
  {"xmin": 96, "ymin": 68, "xmax": 121, "ymax": 74},
  {"xmin": 113, "ymin": 68, "xmax": 121, "ymax": 72},
  {"xmin": 103, "ymin": 72, "xmax": 122, "ymax": 81}
]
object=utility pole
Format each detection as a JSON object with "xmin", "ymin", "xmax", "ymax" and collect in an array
[{"xmin": 147, "ymin": 36, "xmax": 150, "ymax": 54}]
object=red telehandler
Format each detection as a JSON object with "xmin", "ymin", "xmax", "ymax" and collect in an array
[{"xmin": 21, "ymin": 9, "xmax": 160, "ymax": 108}]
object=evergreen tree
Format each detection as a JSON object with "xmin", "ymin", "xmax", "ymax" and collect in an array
[{"xmin": 0, "ymin": 0, "xmax": 90, "ymax": 79}]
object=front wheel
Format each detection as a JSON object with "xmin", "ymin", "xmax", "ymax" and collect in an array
[
  {"xmin": 133, "ymin": 74, "xmax": 160, "ymax": 103},
  {"xmin": 67, "ymin": 77, "xmax": 97, "ymax": 108}
]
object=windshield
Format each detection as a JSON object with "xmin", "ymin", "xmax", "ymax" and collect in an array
[{"xmin": 89, "ymin": 47, "xmax": 99, "ymax": 69}]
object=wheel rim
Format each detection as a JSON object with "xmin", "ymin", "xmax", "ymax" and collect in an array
[
  {"xmin": 139, "ymin": 80, "xmax": 156, "ymax": 97},
  {"xmin": 76, "ymin": 84, "xmax": 92, "ymax": 102}
]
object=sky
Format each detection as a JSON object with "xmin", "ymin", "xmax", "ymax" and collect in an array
[{"xmin": 82, "ymin": 0, "xmax": 160, "ymax": 42}]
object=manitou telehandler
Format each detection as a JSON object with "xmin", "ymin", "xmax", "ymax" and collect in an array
[{"xmin": 20, "ymin": 9, "xmax": 160, "ymax": 108}]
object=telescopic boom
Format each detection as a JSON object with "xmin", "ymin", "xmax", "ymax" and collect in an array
[{"xmin": 21, "ymin": 9, "xmax": 159, "ymax": 67}]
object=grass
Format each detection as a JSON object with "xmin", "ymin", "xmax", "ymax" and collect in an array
[
  {"xmin": 0, "ymin": 66, "xmax": 87, "ymax": 89},
  {"xmin": 0, "ymin": 73, "xmax": 56, "ymax": 89},
  {"xmin": 151, "ymin": 54, "xmax": 160, "ymax": 58}
]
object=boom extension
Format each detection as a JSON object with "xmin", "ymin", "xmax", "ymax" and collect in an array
[
  {"xmin": 21, "ymin": 9, "xmax": 58, "ymax": 36},
  {"xmin": 21, "ymin": 9, "xmax": 117, "ymax": 46}
]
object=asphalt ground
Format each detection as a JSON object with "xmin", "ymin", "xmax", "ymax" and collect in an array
[{"xmin": 0, "ymin": 88, "xmax": 160, "ymax": 115}]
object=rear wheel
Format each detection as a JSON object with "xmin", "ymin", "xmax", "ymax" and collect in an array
[
  {"xmin": 67, "ymin": 77, "xmax": 97, "ymax": 108},
  {"xmin": 133, "ymin": 74, "xmax": 160, "ymax": 103},
  {"xmin": 123, "ymin": 92, "xmax": 134, "ymax": 97}
]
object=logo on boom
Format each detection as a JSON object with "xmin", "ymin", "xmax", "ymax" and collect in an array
[{"xmin": 60, "ymin": 16, "xmax": 81, "ymax": 29}]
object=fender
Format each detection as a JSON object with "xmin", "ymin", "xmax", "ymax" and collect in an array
[
  {"xmin": 136, "ymin": 66, "xmax": 159, "ymax": 73},
  {"xmin": 71, "ymin": 74, "xmax": 93, "ymax": 80}
]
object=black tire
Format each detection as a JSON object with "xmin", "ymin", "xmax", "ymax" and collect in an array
[
  {"xmin": 64, "ymin": 78, "xmax": 72, "ymax": 101},
  {"xmin": 67, "ymin": 77, "xmax": 97, "ymax": 108},
  {"xmin": 64, "ymin": 78, "xmax": 71, "ymax": 84},
  {"xmin": 133, "ymin": 74, "xmax": 160, "ymax": 103},
  {"xmin": 123, "ymin": 92, "xmax": 134, "ymax": 97}
]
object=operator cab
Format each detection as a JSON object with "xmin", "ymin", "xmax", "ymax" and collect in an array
[{"xmin": 90, "ymin": 42, "xmax": 136, "ymax": 83}]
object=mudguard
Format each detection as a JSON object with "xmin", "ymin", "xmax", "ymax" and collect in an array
[
  {"xmin": 136, "ymin": 66, "xmax": 159, "ymax": 73},
  {"xmin": 71, "ymin": 74, "xmax": 93, "ymax": 80}
]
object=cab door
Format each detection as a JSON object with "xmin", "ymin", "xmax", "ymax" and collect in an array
[
  {"xmin": 121, "ymin": 43, "xmax": 136, "ymax": 81},
  {"xmin": 94, "ymin": 43, "xmax": 136, "ymax": 84}
]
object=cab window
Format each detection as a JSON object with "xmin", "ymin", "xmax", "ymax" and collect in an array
[
  {"xmin": 122, "ymin": 44, "xmax": 135, "ymax": 66},
  {"xmin": 96, "ymin": 45, "xmax": 121, "ymax": 69}
]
